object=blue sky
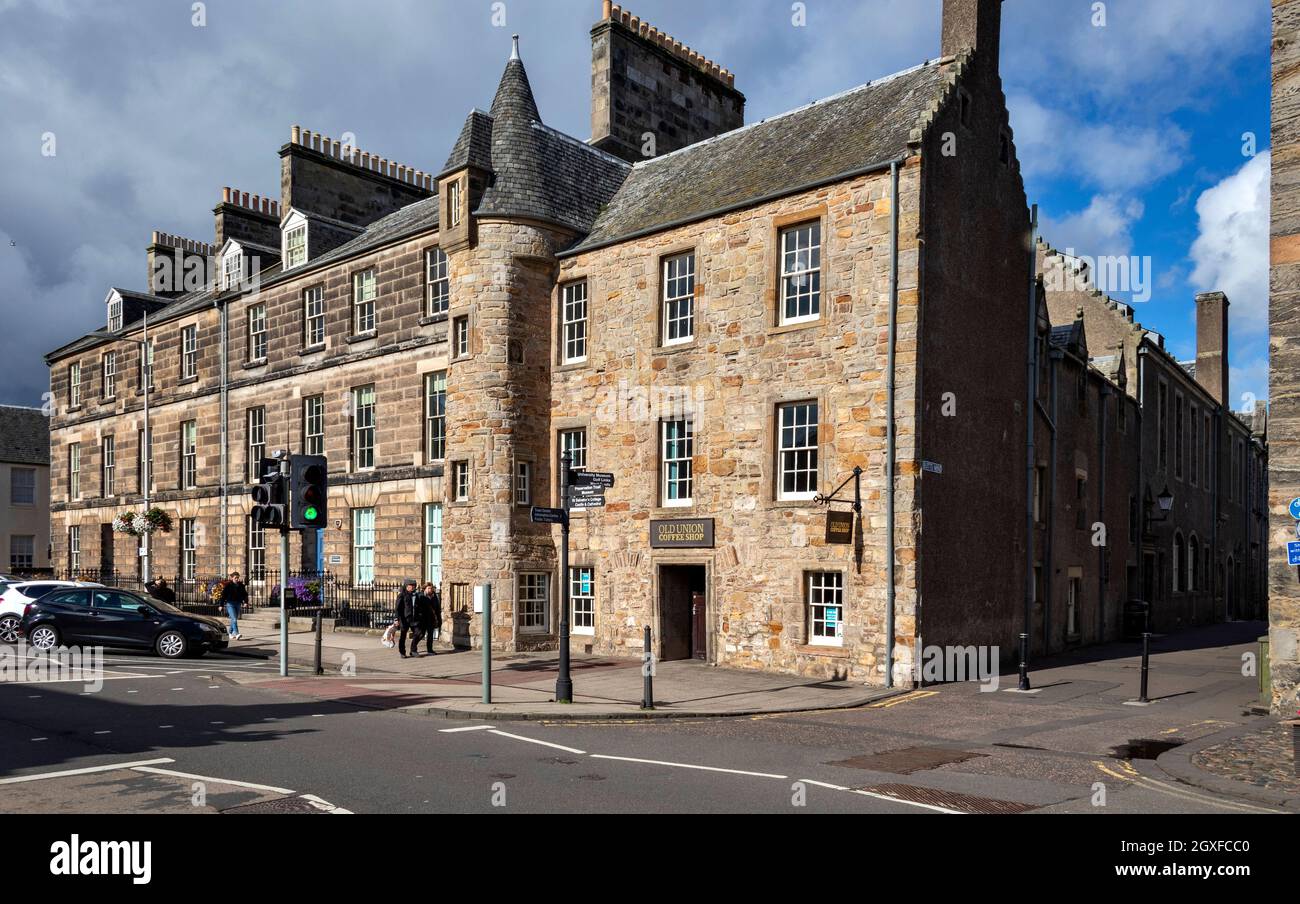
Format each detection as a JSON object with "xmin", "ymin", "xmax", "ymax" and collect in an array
[{"xmin": 0, "ymin": 0, "xmax": 1273, "ymax": 409}]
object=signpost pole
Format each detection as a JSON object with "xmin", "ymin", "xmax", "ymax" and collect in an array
[
  {"xmin": 279, "ymin": 463, "xmax": 290, "ymax": 678},
  {"xmin": 556, "ymin": 453, "xmax": 574, "ymax": 704},
  {"xmin": 482, "ymin": 585, "xmax": 492, "ymax": 704}
]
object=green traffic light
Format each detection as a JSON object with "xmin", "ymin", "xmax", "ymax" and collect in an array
[{"xmin": 303, "ymin": 506, "xmax": 319, "ymax": 522}]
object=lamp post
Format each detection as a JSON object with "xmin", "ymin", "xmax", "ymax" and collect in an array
[
  {"xmin": 90, "ymin": 309, "xmax": 151, "ymax": 584},
  {"xmin": 1137, "ymin": 484, "xmax": 1174, "ymax": 633}
]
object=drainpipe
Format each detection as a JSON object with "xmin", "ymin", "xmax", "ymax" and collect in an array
[
  {"xmin": 1098, "ymin": 385, "xmax": 1109, "ymax": 640},
  {"xmin": 885, "ymin": 159, "xmax": 900, "ymax": 689},
  {"xmin": 1046, "ymin": 347, "xmax": 1061, "ymax": 652},
  {"xmin": 1137, "ymin": 344, "xmax": 1149, "ymax": 625},
  {"xmin": 1024, "ymin": 207, "xmax": 1039, "ymax": 670},
  {"xmin": 218, "ymin": 299, "xmax": 229, "ymax": 575}
]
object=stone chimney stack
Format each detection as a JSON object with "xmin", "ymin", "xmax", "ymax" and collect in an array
[
  {"xmin": 941, "ymin": 0, "xmax": 1003, "ymax": 66},
  {"xmin": 1195, "ymin": 291, "xmax": 1231, "ymax": 407},
  {"xmin": 590, "ymin": 3, "xmax": 745, "ymax": 163},
  {"xmin": 146, "ymin": 232, "xmax": 213, "ymax": 298}
]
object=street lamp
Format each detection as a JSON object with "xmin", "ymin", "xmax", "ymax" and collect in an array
[{"xmin": 90, "ymin": 309, "xmax": 151, "ymax": 584}]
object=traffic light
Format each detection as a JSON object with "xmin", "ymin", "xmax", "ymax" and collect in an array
[
  {"xmin": 250, "ymin": 458, "xmax": 287, "ymax": 528},
  {"xmin": 289, "ymin": 455, "xmax": 328, "ymax": 531}
]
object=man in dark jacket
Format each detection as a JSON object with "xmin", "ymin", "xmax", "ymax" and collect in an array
[
  {"xmin": 396, "ymin": 579, "xmax": 420, "ymax": 659},
  {"xmin": 416, "ymin": 582, "xmax": 441, "ymax": 656},
  {"xmin": 145, "ymin": 578, "xmax": 176, "ymax": 605},
  {"xmin": 220, "ymin": 572, "xmax": 249, "ymax": 639}
]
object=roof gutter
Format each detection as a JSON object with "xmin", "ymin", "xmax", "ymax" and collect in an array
[{"xmin": 557, "ymin": 153, "xmax": 915, "ymax": 260}]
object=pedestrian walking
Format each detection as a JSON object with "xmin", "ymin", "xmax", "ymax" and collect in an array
[
  {"xmin": 145, "ymin": 577, "xmax": 176, "ymax": 605},
  {"xmin": 221, "ymin": 572, "xmax": 248, "ymax": 640},
  {"xmin": 417, "ymin": 582, "xmax": 441, "ymax": 656},
  {"xmin": 396, "ymin": 579, "xmax": 420, "ymax": 659}
]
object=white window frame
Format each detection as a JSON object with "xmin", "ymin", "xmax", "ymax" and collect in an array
[
  {"xmin": 425, "ymin": 372, "xmax": 447, "ymax": 462},
  {"xmin": 182, "ymin": 420, "xmax": 198, "ymax": 489},
  {"xmin": 426, "ymin": 248, "xmax": 450, "ymax": 317},
  {"xmin": 247, "ymin": 304, "xmax": 267, "ymax": 362},
  {"xmin": 449, "ymin": 180, "xmax": 462, "ymax": 228},
  {"xmin": 424, "ymin": 503, "xmax": 443, "ymax": 587},
  {"xmin": 452, "ymin": 460, "xmax": 470, "ymax": 502},
  {"xmin": 304, "ymin": 396, "xmax": 324, "ymax": 457},
  {"xmin": 515, "ymin": 461, "xmax": 532, "ymax": 506},
  {"xmin": 662, "ymin": 252, "xmax": 695, "ymax": 346},
  {"xmin": 101, "ymin": 435, "xmax": 115, "ymax": 497},
  {"xmin": 777, "ymin": 401, "xmax": 819, "ymax": 501},
  {"xmin": 181, "ymin": 325, "xmax": 198, "ymax": 379},
  {"xmin": 247, "ymin": 518, "xmax": 266, "ymax": 586},
  {"xmin": 107, "ymin": 294, "xmax": 123, "ymax": 332},
  {"xmin": 247, "ymin": 408, "xmax": 265, "ymax": 483},
  {"xmin": 561, "ymin": 281, "xmax": 588, "ymax": 364},
  {"xmin": 807, "ymin": 571, "xmax": 844, "ymax": 647},
  {"xmin": 102, "ymin": 352, "xmax": 117, "ymax": 400},
  {"xmin": 453, "ymin": 315, "xmax": 469, "ymax": 359},
  {"xmin": 518, "ymin": 572, "xmax": 549, "ymax": 634},
  {"xmin": 69, "ymin": 443, "xmax": 81, "ymax": 500},
  {"xmin": 779, "ymin": 221, "xmax": 822, "ymax": 325},
  {"xmin": 661, "ymin": 418, "xmax": 694, "ymax": 507},
  {"xmin": 352, "ymin": 386, "xmax": 376, "ymax": 471},
  {"xmin": 283, "ymin": 215, "xmax": 308, "ymax": 270},
  {"xmin": 139, "ymin": 340, "xmax": 154, "ymax": 391},
  {"xmin": 560, "ymin": 429, "xmax": 587, "ymax": 474},
  {"xmin": 352, "ymin": 508, "xmax": 376, "ymax": 585},
  {"xmin": 353, "ymin": 270, "xmax": 377, "ymax": 335},
  {"xmin": 571, "ymin": 567, "xmax": 595, "ymax": 636},
  {"xmin": 68, "ymin": 525, "xmax": 81, "ymax": 572},
  {"xmin": 181, "ymin": 518, "xmax": 197, "ymax": 581},
  {"xmin": 304, "ymin": 286, "xmax": 326, "ymax": 348},
  {"xmin": 222, "ymin": 246, "xmax": 244, "ymax": 290},
  {"xmin": 69, "ymin": 363, "xmax": 82, "ymax": 408}
]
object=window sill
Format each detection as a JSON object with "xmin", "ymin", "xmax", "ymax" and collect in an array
[
  {"xmin": 653, "ymin": 505, "xmax": 697, "ymax": 517},
  {"xmin": 796, "ymin": 644, "xmax": 849, "ymax": 658},
  {"xmin": 555, "ymin": 361, "xmax": 589, "ymax": 374},
  {"xmin": 771, "ymin": 497, "xmax": 817, "ymax": 509},
  {"xmin": 242, "ymin": 359, "xmax": 268, "ymax": 371},
  {"xmin": 418, "ymin": 314, "xmax": 449, "ymax": 327},
  {"xmin": 299, "ymin": 344, "xmax": 326, "ymax": 358},
  {"xmin": 768, "ymin": 318, "xmax": 824, "ymax": 337},
  {"xmin": 67, "ymin": 406, "xmax": 83, "ymax": 414},
  {"xmin": 177, "ymin": 376, "xmax": 198, "ymax": 387},
  {"xmin": 346, "ymin": 332, "xmax": 378, "ymax": 345},
  {"xmin": 655, "ymin": 339, "xmax": 699, "ymax": 355}
]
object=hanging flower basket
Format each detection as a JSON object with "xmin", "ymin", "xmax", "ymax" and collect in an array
[{"xmin": 112, "ymin": 508, "xmax": 173, "ymax": 537}]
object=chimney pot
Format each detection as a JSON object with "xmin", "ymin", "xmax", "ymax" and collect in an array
[
  {"xmin": 291, "ymin": 125, "xmax": 301, "ymax": 144},
  {"xmin": 222, "ymin": 187, "xmax": 232, "ymax": 204},
  {"xmin": 603, "ymin": 0, "xmax": 613, "ymax": 20}
]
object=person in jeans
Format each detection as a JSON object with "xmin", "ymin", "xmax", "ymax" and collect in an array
[
  {"xmin": 396, "ymin": 580, "xmax": 420, "ymax": 659},
  {"xmin": 221, "ymin": 571, "xmax": 248, "ymax": 640},
  {"xmin": 417, "ymin": 582, "xmax": 441, "ymax": 656}
]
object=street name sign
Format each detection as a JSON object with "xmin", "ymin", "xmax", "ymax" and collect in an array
[
  {"xmin": 1290, "ymin": 542, "xmax": 1300, "ymax": 568},
  {"xmin": 572, "ymin": 471, "xmax": 616, "ymax": 489},
  {"xmin": 570, "ymin": 495, "xmax": 606, "ymax": 510}
]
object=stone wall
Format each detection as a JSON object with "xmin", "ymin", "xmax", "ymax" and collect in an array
[{"xmin": 1270, "ymin": 0, "xmax": 1300, "ymax": 713}]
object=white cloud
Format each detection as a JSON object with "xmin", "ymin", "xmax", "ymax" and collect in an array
[
  {"xmin": 1009, "ymin": 94, "xmax": 1188, "ymax": 192},
  {"xmin": 1040, "ymin": 194, "xmax": 1145, "ymax": 261},
  {"xmin": 1230, "ymin": 356, "xmax": 1269, "ymax": 414},
  {"xmin": 1189, "ymin": 151, "xmax": 1270, "ymax": 339}
]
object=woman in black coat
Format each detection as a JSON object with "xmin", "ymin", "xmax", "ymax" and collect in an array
[{"xmin": 416, "ymin": 583, "xmax": 441, "ymax": 656}]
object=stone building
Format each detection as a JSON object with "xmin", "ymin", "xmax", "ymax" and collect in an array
[
  {"xmin": 1271, "ymin": 0, "xmax": 1300, "ymax": 714},
  {"xmin": 0, "ymin": 406, "xmax": 50, "ymax": 575},
  {"xmin": 43, "ymin": 0, "xmax": 1266, "ymax": 685}
]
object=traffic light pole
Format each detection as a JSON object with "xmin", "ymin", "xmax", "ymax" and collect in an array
[
  {"xmin": 555, "ymin": 452, "xmax": 573, "ymax": 704},
  {"xmin": 279, "ymin": 458, "xmax": 290, "ymax": 678}
]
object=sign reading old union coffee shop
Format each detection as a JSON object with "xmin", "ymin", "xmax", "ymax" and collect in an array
[{"xmin": 650, "ymin": 519, "xmax": 715, "ymax": 549}]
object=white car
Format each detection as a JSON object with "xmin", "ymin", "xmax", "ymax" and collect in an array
[{"xmin": 0, "ymin": 580, "xmax": 103, "ymax": 644}]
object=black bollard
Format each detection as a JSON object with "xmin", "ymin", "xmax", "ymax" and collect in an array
[
  {"xmin": 641, "ymin": 625, "xmax": 654, "ymax": 711},
  {"xmin": 1139, "ymin": 632, "xmax": 1151, "ymax": 703},
  {"xmin": 1018, "ymin": 633, "xmax": 1031, "ymax": 691},
  {"xmin": 314, "ymin": 609, "xmax": 324, "ymax": 677}
]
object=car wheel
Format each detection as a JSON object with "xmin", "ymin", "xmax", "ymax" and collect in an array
[
  {"xmin": 28, "ymin": 625, "xmax": 60, "ymax": 652},
  {"xmin": 155, "ymin": 631, "xmax": 187, "ymax": 659},
  {"xmin": 0, "ymin": 615, "xmax": 21, "ymax": 645}
]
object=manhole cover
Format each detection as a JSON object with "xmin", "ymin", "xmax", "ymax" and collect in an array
[
  {"xmin": 223, "ymin": 797, "xmax": 327, "ymax": 815},
  {"xmin": 1111, "ymin": 738, "xmax": 1183, "ymax": 760},
  {"xmin": 859, "ymin": 784, "xmax": 1039, "ymax": 814},
  {"xmin": 828, "ymin": 747, "xmax": 985, "ymax": 775}
]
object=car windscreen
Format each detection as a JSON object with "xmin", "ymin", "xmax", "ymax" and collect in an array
[{"xmin": 17, "ymin": 583, "xmax": 60, "ymax": 599}]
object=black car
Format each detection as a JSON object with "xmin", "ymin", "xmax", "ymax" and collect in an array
[{"xmin": 19, "ymin": 587, "xmax": 229, "ymax": 658}]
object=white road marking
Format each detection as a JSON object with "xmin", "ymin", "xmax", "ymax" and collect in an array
[
  {"xmin": 487, "ymin": 730, "xmax": 587, "ymax": 755},
  {"xmin": 93, "ymin": 731, "xmax": 111, "ymax": 735},
  {"xmin": 0, "ymin": 758, "xmax": 175, "ymax": 785},
  {"xmin": 30, "ymin": 738, "xmax": 47, "ymax": 742},
  {"xmin": 130, "ymin": 766, "xmax": 296, "ymax": 795},
  {"xmin": 7, "ymin": 674, "xmax": 162, "ymax": 686},
  {"xmin": 439, "ymin": 725, "xmax": 493, "ymax": 733},
  {"xmin": 851, "ymin": 788, "xmax": 965, "ymax": 815},
  {"xmin": 590, "ymin": 755, "xmax": 787, "ymax": 780},
  {"xmin": 798, "ymin": 779, "xmax": 849, "ymax": 791},
  {"xmin": 299, "ymin": 793, "xmax": 352, "ymax": 814},
  {"xmin": 159, "ymin": 725, "xmax": 173, "ymax": 729}
]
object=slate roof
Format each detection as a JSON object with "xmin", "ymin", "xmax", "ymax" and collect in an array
[
  {"xmin": 567, "ymin": 60, "xmax": 948, "ymax": 255},
  {"xmin": 441, "ymin": 110, "xmax": 495, "ymax": 176},
  {"xmin": 0, "ymin": 406, "xmax": 50, "ymax": 466}
]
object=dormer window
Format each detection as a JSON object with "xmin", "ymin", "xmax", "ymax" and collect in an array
[
  {"xmin": 222, "ymin": 245, "xmax": 244, "ymax": 290},
  {"xmin": 107, "ymin": 294, "xmax": 123, "ymax": 332},
  {"xmin": 282, "ymin": 211, "xmax": 308, "ymax": 269}
]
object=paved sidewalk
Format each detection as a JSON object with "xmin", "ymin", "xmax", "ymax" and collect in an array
[{"xmin": 220, "ymin": 613, "xmax": 897, "ymax": 719}]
